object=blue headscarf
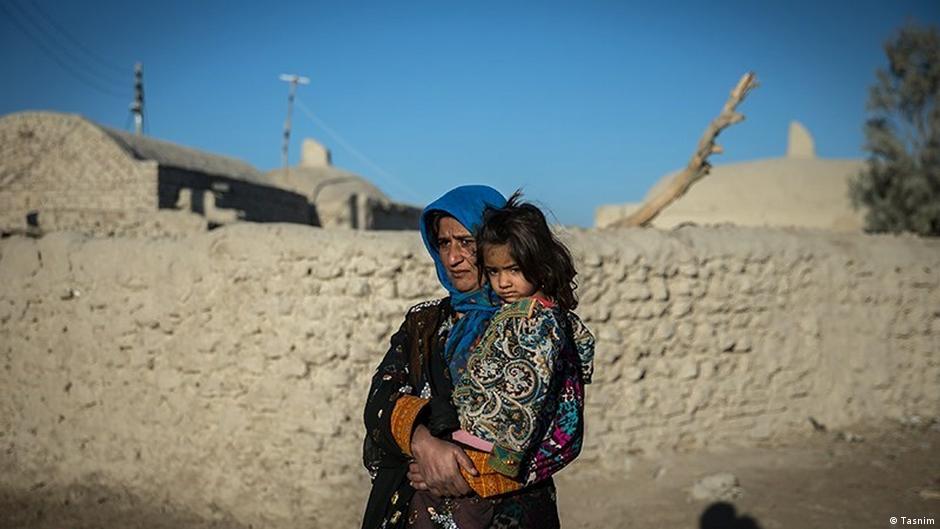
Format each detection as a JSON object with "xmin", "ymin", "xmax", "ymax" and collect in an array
[{"xmin": 419, "ymin": 185, "xmax": 506, "ymax": 382}]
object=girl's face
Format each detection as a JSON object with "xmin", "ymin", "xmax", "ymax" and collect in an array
[{"xmin": 483, "ymin": 243, "xmax": 538, "ymax": 303}]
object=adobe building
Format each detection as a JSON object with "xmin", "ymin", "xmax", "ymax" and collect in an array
[
  {"xmin": 263, "ymin": 139, "xmax": 421, "ymax": 230},
  {"xmin": 0, "ymin": 111, "xmax": 316, "ymax": 236},
  {"xmin": 596, "ymin": 122, "xmax": 867, "ymax": 231}
]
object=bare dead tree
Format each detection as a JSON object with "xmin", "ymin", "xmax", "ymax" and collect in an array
[{"xmin": 610, "ymin": 72, "xmax": 759, "ymax": 228}]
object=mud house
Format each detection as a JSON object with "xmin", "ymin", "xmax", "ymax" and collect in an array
[
  {"xmin": 263, "ymin": 138, "xmax": 421, "ymax": 230},
  {"xmin": 596, "ymin": 122, "xmax": 867, "ymax": 231},
  {"xmin": 0, "ymin": 111, "xmax": 316, "ymax": 236}
]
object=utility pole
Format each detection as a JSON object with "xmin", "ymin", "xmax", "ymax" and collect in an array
[
  {"xmin": 130, "ymin": 62, "xmax": 144, "ymax": 135},
  {"xmin": 279, "ymin": 73, "xmax": 310, "ymax": 169}
]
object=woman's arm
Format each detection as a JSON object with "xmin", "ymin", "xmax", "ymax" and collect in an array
[
  {"xmin": 363, "ymin": 320, "xmax": 420, "ymax": 466},
  {"xmin": 363, "ymin": 304, "xmax": 477, "ymax": 496}
]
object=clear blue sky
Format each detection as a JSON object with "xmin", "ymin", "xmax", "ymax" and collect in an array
[{"xmin": 2, "ymin": 1, "xmax": 938, "ymax": 226}]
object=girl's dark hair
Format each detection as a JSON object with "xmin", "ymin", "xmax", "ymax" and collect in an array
[{"xmin": 476, "ymin": 191, "xmax": 578, "ymax": 311}]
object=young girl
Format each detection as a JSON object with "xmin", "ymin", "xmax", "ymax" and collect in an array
[{"xmin": 408, "ymin": 192, "xmax": 595, "ymax": 529}]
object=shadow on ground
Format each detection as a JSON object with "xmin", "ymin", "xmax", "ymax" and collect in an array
[
  {"xmin": 700, "ymin": 501, "xmax": 762, "ymax": 529},
  {"xmin": 0, "ymin": 481, "xmax": 250, "ymax": 529}
]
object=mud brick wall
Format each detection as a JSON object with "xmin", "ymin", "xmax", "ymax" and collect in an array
[{"xmin": 1, "ymin": 224, "xmax": 938, "ymax": 527}]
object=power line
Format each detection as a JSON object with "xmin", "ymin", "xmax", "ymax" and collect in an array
[
  {"xmin": 0, "ymin": 2, "xmax": 127, "ymax": 99},
  {"xmin": 25, "ymin": 0, "xmax": 128, "ymax": 77},
  {"xmin": 8, "ymin": 0, "xmax": 127, "ymax": 86},
  {"xmin": 295, "ymin": 97, "xmax": 422, "ymax": 203},
  {"xmin": 32, "ymin": 2, "xmax": 127, "ymax": 76}
]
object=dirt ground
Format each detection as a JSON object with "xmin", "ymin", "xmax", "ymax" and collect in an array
[
  {"xmin": 557, "ymin": 421, "xmax": 940, "ymax": 529},
  {"xmin": 2, "ymin": 422, "xmax": 938, "ymax": 529}
]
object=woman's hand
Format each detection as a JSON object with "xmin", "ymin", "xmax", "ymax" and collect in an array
[
  {"xmin": 410, "ymin": 424, "xmax": 477, "ymax": 497},
  {"xmin": 406, "ymin": 461, "xmax": 426, "ymax": 491}
]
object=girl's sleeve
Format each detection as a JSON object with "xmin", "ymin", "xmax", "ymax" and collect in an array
[
  {"xmin": 455, "ymin": 304, "xmax": 564, "ymax": 479},
  {"xmin": 519, "ymin": 311, "xmax": 592, "ymax": 485}
]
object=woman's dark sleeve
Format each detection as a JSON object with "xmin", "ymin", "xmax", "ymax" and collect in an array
[
  {"xmin": 362, "ymin": 302, "xmax": 462, "ymax": 477},
  {"xmin": 425, "ymin": 338, "xmax": 460, "ymax": 437},
  {"xmin": 362, "ymin": 319, "xmax": 427, "ymax": 472}
]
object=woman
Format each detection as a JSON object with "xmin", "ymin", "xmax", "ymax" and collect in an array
[{"xmin": 361, "ymin": 186, "xmax": 592, "ymax": 529}]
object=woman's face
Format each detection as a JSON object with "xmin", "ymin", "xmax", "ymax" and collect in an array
[
  {"xmin": 436, "ymin": 216, "xmax": 481, "ymax": 293},
  {"xmin": 483, "ymin": 243, "xmax": 537, "ymax": 303}
]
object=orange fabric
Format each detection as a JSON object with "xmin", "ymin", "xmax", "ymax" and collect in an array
[
  {"xmin": 390, "ymin": 395, "xmax": 429, "ymax": 456},
  {"xmin": 460, "ymin": 448, "xmax": 523, "ymax": 498}
]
